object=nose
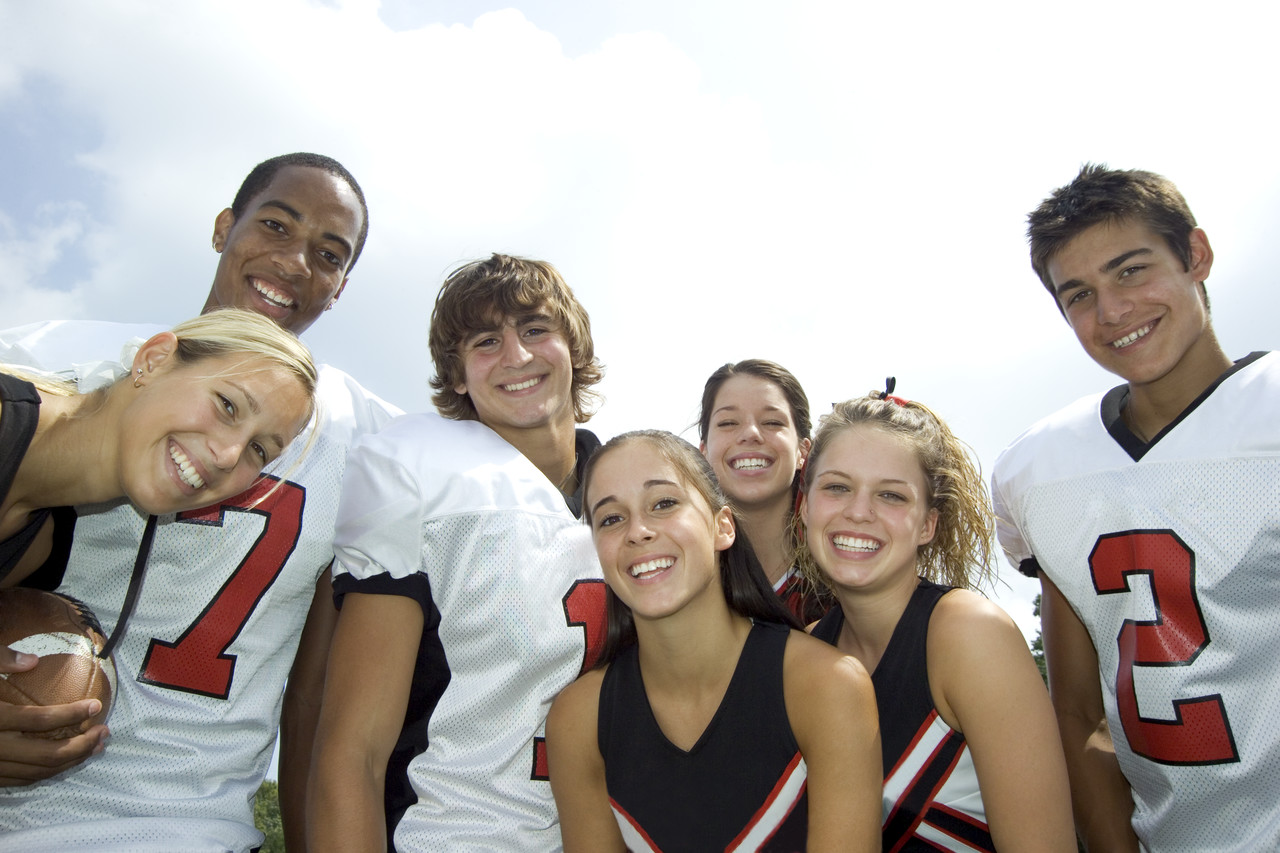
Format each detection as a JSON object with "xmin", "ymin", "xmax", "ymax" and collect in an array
[
  {"xmin": 626, "ymin": 518, "xmax": 655, "ymax": 545},
  {"xmin": 208, "ymin": 429, "xmax": 249, "ymax": 471},
  {"xmin": 738, "ymin": 419, "xmax": 762, "ymax": 443},
  {"xmin": 842, "ymin": 490, "xmax": 874, "ymax": 523},
  {"xmin": 1095, "ymin": 284, "xmax": 1132, "ymax": 326},
  {"xmin": 272, "ymin": 238, "xmax": 310, "ymax": 279},
  {"xmin": 499, "ymin": 331, "xmax": 533, "ymax": 367}
]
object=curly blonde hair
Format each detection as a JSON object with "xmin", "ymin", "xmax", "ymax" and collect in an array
[{"xmin": 794, "ymin": 393, "xmax": 993, "ymax": 593}]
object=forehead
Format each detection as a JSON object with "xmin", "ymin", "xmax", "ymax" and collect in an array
[
  {"xmin": 241, "ymin": 166, "xmax": 364, "ymax": 238},
  {"xmin": 715, "ymin": 373, "xmax": 792, "ymax": 414},
  {"xmin": 1046, "ymin": 219, "xmax": 1164, "ymax": 284},
  {"xmin": 818, "ymin": 424, "xmax": 923, "ymax": 478}
]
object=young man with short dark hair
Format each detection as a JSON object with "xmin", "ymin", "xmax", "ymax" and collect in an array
[{"xmin": 993, "ymin": 164, "xmax": 1280, "ymax": 851}]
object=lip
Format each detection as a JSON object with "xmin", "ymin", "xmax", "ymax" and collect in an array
[
  {"xmin": 498, "ymin": 374, "xmax": 546, "ymax": 394},
  {"xmin": 245, "ymin": 275, "xmax": 299, "ymax": 320},
  {"xmin": 1105, "ymin": 318, "xmax": 1159, "ymax": 353},
  {"xmin": 829, "ymin": 531, "xmax": 882, "ymax": 558},
  {"xmin": 727, "ymin": 452, "xmax": 774, "ymax": 474},
  {"xmin": 166, "ymin": 438, "xmax": 209, "ymax": 496},
  {"xmin": 626, "ymin": 554, "xmax": 676, "ymax": 584}
]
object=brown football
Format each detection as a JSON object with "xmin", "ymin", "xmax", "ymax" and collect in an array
[{"xmin": 0, "ymin": 588, "xmax": 117, "ymax": 739}]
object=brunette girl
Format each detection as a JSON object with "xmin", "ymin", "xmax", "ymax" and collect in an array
[
  {"xmin": 548, "ymin": 430, "xmax": 881, "ymax": 852},
  {"xmin": 699, "ymin": 359, "xmax": 828, "ymax": 621}
]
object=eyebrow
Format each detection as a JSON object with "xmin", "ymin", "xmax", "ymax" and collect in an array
[
  {"xmin": 258, "ymin": 200, "xmax": 355, "ymax": 259},
  {"xmin": 712, "ymin": 403, "xmax": 785, "ymax": 418},
  {"xmin": 814, "ymin": 469, "xmax": 911, "ymax": 486},
  {"xmin": 589, "ymin": 478, "xmax": 679, "ymax": 517},
  {"xmin": 1053, "ymin": 247, "xmax": 1153, "ymax": 297}
]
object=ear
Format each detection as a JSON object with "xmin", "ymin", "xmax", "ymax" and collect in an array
[
  {"xmin": 328, "ymin": 278, "xmax": 349, "ymax": 310},
  {"xmin": 211, "ymin": 208, "xmax": 234, "ymax": 254},
  {"xmin": 1187, "ymin": 227, "xmax": 1214, "ymax": 283},
  {"xmin": 132, "ymin": 332, "xmax": 179, "ymax": 383},
  {"xmin": 918, "ymin": 507, "xmax": 939, "ymax": 547},
  {"xmin": 713, "ymin": 505, "xmax": 735, "ymax": 552},
  {"xmin": 453, "ymin": 380, "xmax": 468, "ymax": 396},
  {"xmin": 698, "ymin": 440, "xmax": 707, "ymax": 455},
  {"xmin": 797, "ymin": 436, "xmax": 812, "ymax": 468}
]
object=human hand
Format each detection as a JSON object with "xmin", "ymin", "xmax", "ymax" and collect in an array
[{"xmin": 0, "ymin": 645, "xmax": 107, "ymax": 786}]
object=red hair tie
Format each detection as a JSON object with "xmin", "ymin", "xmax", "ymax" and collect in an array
[{"xmin": 878, "ymin": 376, "xmax": 908, "ymax": 406}]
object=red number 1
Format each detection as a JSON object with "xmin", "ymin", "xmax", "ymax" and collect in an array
[
  {"xmin": 1090, "ymin": 530, "xmax": 1239, "ymax": 765},
  {"xmin": 138, "ymin": 477, "xmax": 306, "ymax": 699},
  {"xmin": 532, "ymin": 578, "xmax": 608, "ymax": 780}
]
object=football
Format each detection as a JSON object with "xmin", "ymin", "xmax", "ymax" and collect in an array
[{"xmin": 0, "ymin": 588, "xmax": 117, "ymax": 739}]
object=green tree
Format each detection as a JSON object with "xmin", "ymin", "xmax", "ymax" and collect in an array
[
  {"xmin": 254, "ymin": 779, "xmax": 285, "ymax": 853},
  {"xmin": 1032, "ymin": 593, "xmax": 1047, "ymax": 684}
]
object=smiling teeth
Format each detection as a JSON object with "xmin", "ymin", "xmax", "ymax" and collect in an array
[
  {"xmin": 253, "ymin": 279, "xmax": 294, "ymax": 308},
  {"xmin": 1112, "ymin": 324, "xmax": 1153, "ymax": 349},
  {"xmin": 732, "ymin": 458, "xmax": 769, "ymax": 470},
  {"xmin": 504, "ymin": 377, "xmax": 541, "ymax": 391},
  {"xmin": 170, "ymin": 445, "xmax": 206, "ymax": 490},
  {"xmin": 631, "ymin": 557, "xmax": 674, "ymax": 577},
  {"xmin": 833, "ymin": 535, "xmax": 878, "ymax": 552}
]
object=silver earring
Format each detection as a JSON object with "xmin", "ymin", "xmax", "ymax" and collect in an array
[{"xmin": 134, "ymin": 367, "xmax": 144, "ymax": 388}]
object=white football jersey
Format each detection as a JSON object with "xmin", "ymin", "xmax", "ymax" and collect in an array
[
  {"xmin": 993, "ymin": 351, "xmax": 1280, "ymax": 852},
  {"xmin": 333, "ymin": 413, "xmax": 606, "ymax": 852},
  {"xmin": 0, "ymin": 320, "xmax": 400, "ymax": 852}
]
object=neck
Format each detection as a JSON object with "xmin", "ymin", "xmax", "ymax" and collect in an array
[
  {"xmin": 734, "ymin": 496, "xmax": 794, "ymax": 585},
  {"xmin": 830, "ymin": 568, "xmax": 918, "ymax": 674},
  {"xmin": 490, "ymin": 417, "xmax": 578, "ymax": 496},
  {"xmin": 634, "ymin": 597, "xmax": 751, "ymax": 690},
  {"xmin": 1125, "ymin": 329, "xmax": 1232, "ymax": 441},
  {"xmin": 5, "ymin": 388, "xmax": 121, "ymax": 518}
]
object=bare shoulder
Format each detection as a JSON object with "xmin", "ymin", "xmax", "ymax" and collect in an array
[
  {"xmin": 783, "ymin": 629, "xmax": 874, "ymax": 709},
  {"xmin": 927, "ymin": 590, "xmax": 1044, "ymax": 730},
  {"xmin": 548, "ymin": 667, "xmax": 607, "ymax": 733},
  {"xmin": 929, "ymin": 589, "xmax": 1027, "ymax": 659}
]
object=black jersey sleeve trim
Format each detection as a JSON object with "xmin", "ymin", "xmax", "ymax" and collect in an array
[
  {"xmin": 333, "ymin": 570, "xmax": 433, "ymax": 613},
  {"xmin": 1018, "ymin": 556, "xmax": 1041, "ymax": 579}
]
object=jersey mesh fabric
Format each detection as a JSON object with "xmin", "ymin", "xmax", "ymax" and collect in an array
[
  {"xmin": 992, "ymin": 351, "xmax": 1280, "ymax": 852},
  {"xmin": 0, "ymin": 320, "xmax": 399, "ymax": 852},
  {"xmin": 332, "ymin": 413, "xmax": 605, "ymax": 852}
]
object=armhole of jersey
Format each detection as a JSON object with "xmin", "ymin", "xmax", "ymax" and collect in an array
[{"xmin": 1017, "ymin": 556, "xmax": 1040, "ymax": 579}]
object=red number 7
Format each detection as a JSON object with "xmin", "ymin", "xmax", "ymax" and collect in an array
[{"xmin": 138, "ymin": 477, "xmax": 306, "ymax": 699}]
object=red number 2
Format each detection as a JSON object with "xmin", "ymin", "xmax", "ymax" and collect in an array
[
  {"xmin": 138, "ymin": 477, "xmax": 306, "ymax": 699},
  {"xmin": 1089, "ymin": 530, "xmax": 1239, "ymax": 765},
  {"xmin": 532, "ymin": 578, "xmax": 608, "ymax": 780}
]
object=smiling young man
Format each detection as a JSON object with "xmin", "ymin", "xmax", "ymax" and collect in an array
[
  {"xmin": 310, "ymin": 255, "xmax": 608, "ymax": 851},
  {"xmin": 0, "ymin": 153, "xmax": 399, "ymax": 853},
  {"xmin": 991, "ymin": 164, "xmax": 1280, "ymax": 852}
]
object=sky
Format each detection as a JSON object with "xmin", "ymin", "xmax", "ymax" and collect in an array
[{"xmin": 3, "ymin": 0, "xmax": 1279, "ymax": 647}]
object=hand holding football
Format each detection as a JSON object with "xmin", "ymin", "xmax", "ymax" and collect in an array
[{"xmin": 0, "ymin": 589, "xmax": 117, "ymax": 740}]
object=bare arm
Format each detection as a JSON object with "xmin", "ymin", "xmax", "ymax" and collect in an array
[
  {"xmin": 0, "ymin": 646, "xmax": 106, "ymax": 786},
  {"xmin": 279, "ymin": 569, "xmax": 340, "ymax": 853},
  {"xmin": 546, "ymin": 669, "xmax": 625, "ymax": 853},
  {"xmin": 784, "ymin": 632, "xmax": 881, "ymax": 853},
  {"xmin": 930, "ymin": 590, "xmax": 1075, "ymax": 851},
  {"xmin": 307, "ymin": 591, "xmax": 423, "ymax": 852},
  {"xmin": 1040, "ymin": 576, "xmax": 1139, "ymax": 851}
]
